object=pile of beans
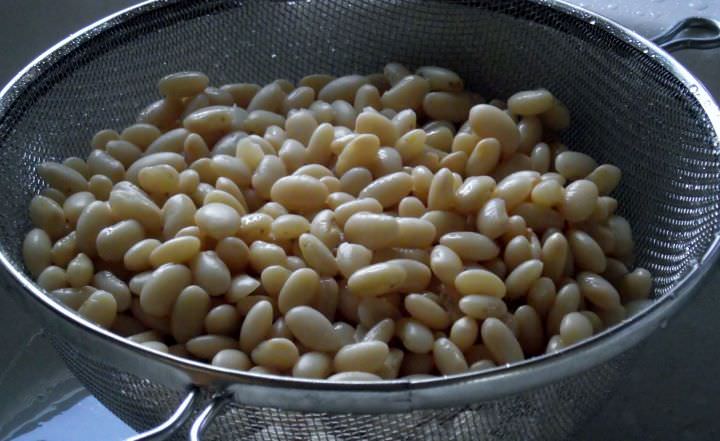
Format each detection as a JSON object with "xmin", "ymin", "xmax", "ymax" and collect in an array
[{"xmin": 22, "ymin": 62, "xmax": 653, "ymax": 380}]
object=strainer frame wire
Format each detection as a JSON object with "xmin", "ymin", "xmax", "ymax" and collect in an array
[{"xmin": 1, "ymin": 0, "xmax": 720, "ymax": 414}]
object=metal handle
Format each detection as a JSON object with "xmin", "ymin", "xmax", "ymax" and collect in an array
[
  {"xmin": 125, "ymin": 389, "xmax": 199, "ymax": 441},
  {"xmin": 124, "ymin": 389, "xmax": 229, "ymax": 441},
  {"xmin": 189, "ymin": 394, "xmax": 231, "ymax": 441},
  {"xmin": 652, "ymin": 17, "xmax": 720, "ymax": 51}
]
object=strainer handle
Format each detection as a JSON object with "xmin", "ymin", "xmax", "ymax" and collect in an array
[
  {"xmin": 125, "ymin": 389, "xmax": 199, "ymax": 441},
  {"xmin": 189, "ymin": 394, "xmax": 231, "ymax": 441},
  {"xmin": 652, "ymin": 17, "xmax": 720, "ymax": 51}
]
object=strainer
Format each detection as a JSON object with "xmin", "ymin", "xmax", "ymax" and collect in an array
[{"xmin": 1, "ymin": 1, "xmax": 720, "ymax": 440}]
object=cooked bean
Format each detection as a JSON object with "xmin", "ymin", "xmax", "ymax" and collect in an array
[
  {"xmin": 334, "ymin": 199, "xmax": 382, "ymax": 230},
  {"xmin": 38, "ymin": 162, "xmax": 89, "ymax": 194},
  {"xmin": 123, "ymin": 239, "xmax": 161, "ymax": 272},
  {"xmin": 191, "ymin": 251, "xmax": 231, "ymax": 296},
  {"xmin": 526, "ymin": 278, "xmax": 555, "ymax": 319},
  {"xmin": 354, "ymin": 84, "xmax": 382, "ymax": 112},
  {"xmin": 514, "ymin": 305, "xmax": 545, "ymax": 356},
  {"xmin": 608, "ymin": 215, "xmax": 634, "ymax": 257},
  {"xmin": 423, "ymin": 92, "xmax": 471, "ymax": 122},
  {"xmin": 251, "ymin": 338, "xmax": 299, "ymax": 371},
  {"xmin": 247, "ymin": 83, "xmax": 285, "ymax": 113},
  {"xmin": 237, "ymin": 300, "xmax": 273, "ymax": 353},
  {"xmin": 66, "ymin": 253, "xmax": 93, "ymax": 288},
  {"xmin": 29, "ymin": 195, "xmax": 65, "ymax": 239},
  {"xmin": 392, "ymin": 130, "xmax": 425, "ymax": 164},
  {"xmin": 416, "ymin": 66, "xmax": 463, "ymax": 92},
  {"xmin": 440, "ymin": 232, "xmax": 499, "ymax": 262},
  {"xmin": 106, "ymin": 187, "xmax": 159, "ymax": 236},
  {"xmin": 503, "ymin": 236, "xmax": 532, "ymax": 271},
  {"xmin": 211, "ymin": 349, "xmax": 251, "ymax": 371},
  {"xmin": 459, "ymin": 295, "xmax": 508, "ymax": 319},
  {"xmin": 476, "ymin": 198, "xmax": 508, "ymax": 239},
  {"xmin": 481, "ymin": 318, "xmax": 524, "ymax": 364},
  {"xmin": 450, "ymin": 316, "xmax": 478, "ymax": 352},
  {"xmin": 296, "ymin": 233, "xmax": 337, "ymax": 277},
  {"xmin": 427, "ymin": 168, "xmax": 455, "ymax": 211},
  {"xmin": 505, "ymin": 259, "xmax": 543, "ymax": 299},
  {"xmin": 405, "ymin": 294, "xmax": 450, "ymax": 330},
  {"xmin": 186, "ymin": 335, "xmax": 238, "ymax": 360},
  {"xmin": 193, "ymin": 203, "xmax": 241, "ymax": 240},
  {"xmin": 430, "ymin": 245, "xmax": 463, "ymax": 286},
  {"xmin": 433, "ymin": 338, "xmax": 468, "ymax": 375},
  {"xmin": 507, "ymin": 89, "xmax": 554, "ymax": 116},
  {"xmin": 388, "ymin": 217, "xmax": 435, "ymax": 250},
  {"xmin": 398, "ymin": 196, "xmax": 426, "ymax": 218},
  {"xmin": 469, "ymin": 105, "xmax": 520, "ymax": 157},
  {"xmin": 362, "ymin": 318, "xmax": 395, "ymax": 344},
  {"xmin": 50, "ymin": 231, "xmax": 78, "ymax": 268},
  {"xmin": 547, "ymin": 283, "xmax": 581, "ymax": 335},
  {"xmin": 577, "ymin": 272, "xmax": 621, "ymax": 310},
  {"xmin": 96, "ymin": 220, "xmax": 145, "ymax": 262},
  {"xmin": 140, "ymin": 263, "xmax": 192, "ymax": 316},
  {"xmin": 455, "ymin": 176, "xmax": 495, "ymax": 215},
  {"xmin": 347, "ymin": 262, "xmax": 406, "ymax": 297},
  {"xmin": 171, "ymin": 285, "xmax": 210, "ymax": 343},
  {"xmin": 319, "ymin": 75, "xmax": 368, "ymax": 103},
  {"xmin": 558, "ymin": 311, "xmax": 594, "ymax": 346},
  {"xmin": 63, "ymin": 192, "xmax": 96, "ymax": 227},
  {"xmin": 23, "ymin": 229, "xmax": 52, "ymax": 278},
  {"xmin": 336, "ymin": 242, "xmax": 373, "ymax": 279},
  {"xmin": 328, "ymin": 371, "xmax": 381, "ymax": 381},
  {"xmin": 344, "ymin": 212, "xmax": 399, "ymax": 250},
  {"xmin": 204, "ymin": 304, "xmax": 239, "ymax": 335},
  {"xmin": 158, "ymin": 71, "xmax": 209, "ymax": 98},
  {"xmin": 78, "ymin": 290, "xmax": 117, "ymax": 328},
  {"xmin": 381, "ymin": 75, "xmax": 429, "ymax": 111},
  {"xmin": 541, "ymin": 232, "xmax": 568, "ymax": 283},
  {"xmin": 285, "ymin": 305, "xmax": 341, "ymax": 352},
  {"xmin": 455, "ymin": 269, "xmax": 506, "ymax": 298},
  {"xmin": 37, "ymin": 265, "xmax": 68, "ymax": 290},
  {"xmin": 618, "ymin": 268, "xmax": 652, "ymax": 301},
  {"xmin": 238, "ymin": 213, "xmax": 273, "ymax": 243},
  {"xmin": 586, "ymin": 164, "xmax": 621, "ymax": 196},
  {"xmin": 397, "ymin": 318, "xmax": 434, "ymax": 354},
  {"xmin": 91, "ymin": 271, "xmax": 130, "ymax": 312},
  {"xmin": 40, "ymin": 187, "xmax": 67, "ymax": 205},
  {"xmin": 561, "ymin": 179, "xmax": 599, "ymax": 223},
  {"xmin": 390, "ymin": 259, "xmax": 432, "ymax": 292},
  {"xmin": 567, "ymin": 229, "xmax": 607, "ymax": 273},
  {"xmin": 292, "ymin": 352, "xmax": 333, "ymax": 379},
  {"xmin": 354, "ymin": 110, "xmax": 395, "ymax": 146},
  {"xmin": 91, "ymin": 129, "xmax": 120, "ymax": 150},
  {"xmin": 269, "ymin": 175, "xmax": 328, "ymax": 213},
  {"xmin": 358, "ymin": 172, "xmax": 412, "ymax": 208}
]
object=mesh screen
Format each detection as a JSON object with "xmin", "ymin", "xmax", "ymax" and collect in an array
[
  {"xmin": 51, "ymin": 332, "xmax": 631, "ymax": 441},
  {"xmin": 1, "ymin": 0, "xmax": 718, "ymax": 439}
]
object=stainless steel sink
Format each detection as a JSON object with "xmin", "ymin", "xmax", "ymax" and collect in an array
[{"xmin": 0, "ymin": 1, "xmax": 718, "ymax": 439}]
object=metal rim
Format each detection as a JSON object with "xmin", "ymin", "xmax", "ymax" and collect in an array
[{"xmin": 1, "ymin": 0, "xmax": 719, "ymax": 412}]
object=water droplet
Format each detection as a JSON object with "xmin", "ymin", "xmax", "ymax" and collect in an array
[
  {"xmin": 271, "ymin": 53, "xmax": 277, "ymax": 59},
  {"xmin": 606, "ymin": 3, "xmax": 617, "ymax": 9},
  {"xmin": 690, "ymin": 85, "xmax": 699, "ymax": 93},
  {"xmin": 689, "ymin": 1, "xmax": 708, "ymax": 10},
  {"xmin": 589, "ymin": 19, "xmax": 596, "ymax": 25},
  {"xmin": 634, "ymin": 10, "xmax": 645, "ymax": 16}
]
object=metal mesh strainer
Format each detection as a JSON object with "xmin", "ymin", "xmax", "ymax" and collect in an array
[{"xmin": 1, "ymin": 1, "xmax": 719, "ymax": 440}]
